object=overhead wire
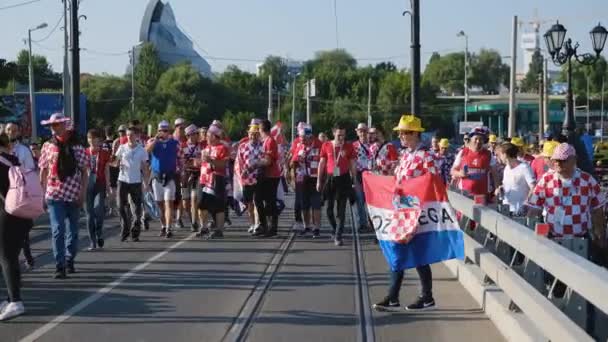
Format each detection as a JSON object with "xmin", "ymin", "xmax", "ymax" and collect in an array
[
  {"xmin": 0, "ymin": 0, "xmax": 43, "ymax": 11},
  {"xmin": 32, "ymin": 12, "xmax": 64, "ymax": 43}
]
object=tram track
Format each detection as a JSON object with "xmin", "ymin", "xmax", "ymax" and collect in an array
[{"xmin": 221, "ymin": 231, "xmax": 296, "ymax": 342}]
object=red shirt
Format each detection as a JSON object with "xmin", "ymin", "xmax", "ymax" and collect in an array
[
  {"xmin": 530, "ymin": 157, "xmax": 549, "ymax": 180},
  {"xmin": 199, "ymin": 143, "xmax": 229, "ymax": 187},
  {"xmin": 119, "ymin": 136, "xmax": 128, "ymax": 145},
  {"xmin": 457, "ymin": 147, "xmax": 492, "ymax": 195},
  {"xmin": 291, "ymin": 138, "xmax": 322, "ymax": 179},
  {"xmin": 85, "ymin": 148, "xmax": 111, "ymax": 186},
  {"xmin": 263, "ymin": 136, "xmax": 282, "ymax": 178},
  {"xmin": 320, "ymin": 141, "xmax": 355, "ymax": 176},
  {"xmin": 290, "ymin": 136, "xmax": 303, "ymax": 156}
]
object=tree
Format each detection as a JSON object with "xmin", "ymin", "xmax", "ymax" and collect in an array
[
  {"xmin": 15, "ymin": 50, "xmax": 61, "ymax": 90},
  {"xmin": 258, "ymin": 56, "xmax": 289, "ymax": 91},
  {"xmin": 0, "ymin": 59, "xmax": 18, "ymax": 89},
  {"xmin": 377, "ymin": 70, "xmax": 411, "ymax": 114},
  {"xmin": 520, "ymin": 49, "xmax": 544, "ymax": 93},
  {"xmin": 81, "ymin": 73, "xmax": 131, "ymax": 128},
  {"xmin": 422, "ymin": 52, "xmax": 464, "ymax": 95},
  {"xmin": 469, "ymin": 49, "xmax": 509, "ymax": 94},
  {"xmin": 155, "ymin": 63, "xmax": 205, "ymax": 124},
  {"xmin": 559, "ymin": 56, "xmax": 608, "ymax": 100},
  {"xmin": 134, "ymin": 43, "xmax": 165, "ymax": 115}
]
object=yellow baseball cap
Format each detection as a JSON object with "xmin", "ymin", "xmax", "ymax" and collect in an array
[
  {"xmin": 489, "ymin": 134, "xmax": 497, "ymax": 143},
  {"xmin": 439, "ymin": 138, "xmax": 450, "ymax": 148}
]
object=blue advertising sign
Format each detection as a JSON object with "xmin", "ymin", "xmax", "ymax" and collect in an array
[{"xmin": 35, "ymin": 93, "xmax": 87, "ymax": 137}]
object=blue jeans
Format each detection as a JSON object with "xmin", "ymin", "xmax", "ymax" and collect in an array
[
  {"xmin": 354, "ymin": 172, "xmax": 368, "ymax": 228},
  {"xmin": 86, "ymin": 183, "xmax": 106, "ymax": 247},
  {"xmin": 47, "ymin": 200, "xmax": 81, "ymax": 269}
]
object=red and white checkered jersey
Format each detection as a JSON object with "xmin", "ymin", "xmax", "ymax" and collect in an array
[
  {"xmin": 527, "ymin": 169, "xmax": 606, "ymax": 237},
  {"xmin": 181, "ymin": 142, "xmax": 201, "ymax": 173},
  {"xmin": 370, "ymin": 142, "xmax": 398, "ymax": 176},
  {"xmin": 395, "ymin": 147, "xmax": 439, "ymax": 183},
  {"xmin": 199, "ymin": 143, "xmax": 229, "ymax": 188},
  {"xmin": 39, "ymin": 141, "xmax": 89, "ymax": 202},
  {"xmin": 236, "ymin": 141, "xmax": 264, "ymax": 186},
  {"xmin": 291, "ymin": 138, "xmax": 322, "ymax": 181},
  {"xmin": 352, "ymin": 140, "xmax": 371, "ymax": 172}
]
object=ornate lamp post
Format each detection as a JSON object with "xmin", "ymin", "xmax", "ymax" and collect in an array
[{"xmin": 544, "ymin": 21, "xmax": 607, "ymax": 172}]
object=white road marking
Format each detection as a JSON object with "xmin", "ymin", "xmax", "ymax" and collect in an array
[{"xmin": 19, "ymin": 234, "xmax": 196, "ymax": 342}]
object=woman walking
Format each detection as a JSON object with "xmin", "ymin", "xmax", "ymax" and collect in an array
[{"xmin": 0, "ymin": 133, "xmax": 33, "ymax": 320}]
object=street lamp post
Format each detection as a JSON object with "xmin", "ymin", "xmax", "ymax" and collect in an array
[
  {"xmin": 27, "ymin": 22, "xmax": 48, "ymax": 140},
  {"xmin": 457, "ymin": 30, "xmax": 469, "ymax": 122},
  {"xmin": 544, "ymin": 21, "xmax": 608, "ymax": 173}
]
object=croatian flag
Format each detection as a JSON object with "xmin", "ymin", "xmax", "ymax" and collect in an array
[{"xmin": 363, "ymin": 172, "xmax": 464, "ymax": 271}]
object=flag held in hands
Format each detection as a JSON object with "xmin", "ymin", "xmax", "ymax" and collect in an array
[{"xmin": 363, "ymin": 172, "xmax": 464, "ymax": 271}]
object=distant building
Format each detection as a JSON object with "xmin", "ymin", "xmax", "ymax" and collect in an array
[{"xmin": 138, "ymin": 0, "xmax": 212, "ymax": 77}]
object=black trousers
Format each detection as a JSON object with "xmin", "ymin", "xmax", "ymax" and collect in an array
[
  {"xmin": 325, "ymin": 174, "xmax": 352, "ymax": 239},
  {"xmin": 255, "ymin": 177, "xmax": 280, "ymax": 232},
  {"xmin": 388, "ymin": 265, "xmax": 433, "ymax": 302},
  {"xmin": 0, "ymin": 213, "xmax": 31, "ymax": 302},
  {"xmin": 117, "ymin": 181, "xmax": 143, "ymax": 239}
]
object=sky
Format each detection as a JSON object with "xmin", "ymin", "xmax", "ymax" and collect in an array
[{"xmin": 0, "ymin": 0, "xmax": 606, "ymax": 76}]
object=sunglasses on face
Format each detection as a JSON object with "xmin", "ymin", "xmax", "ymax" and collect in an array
[{"xmin": 399, "ymin": 131, "xmax": 416, "ymax": 136}]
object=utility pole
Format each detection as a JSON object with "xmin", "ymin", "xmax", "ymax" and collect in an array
[
  {"xmin": 508, "ymin": 16, "xmax": 518, "ymax": 138},
  {"xmin": 538, "ymin": 72, "xmax": 544, "ymax": 141},
  {"xmin": 602, "ymin": 76, "xmax": 605, "ymax": 142},
  {"xmin": 306, "ymin": 81, "xmax": 311, "ymax": 124},
  {"xmin": 28, "ymin": 30, "xmax": 36, "ymax": 139},
  {"xmin": 277, "ymin": 90, "xmax": 281, "ymax": 119},
  {"xmin": 69, "ymin": 0, "xmax": 81, "ymax": 133},
  {"xmin": 62, "ymin": 0, "xmax": 71, "ymax": 120},
  {"xmin": 267, "ymin": 75, "xmax": 273, "ymax": 122},
  {"xmin": 291, "ymin": 76, "xmax": 296, "ymax": 142},
  {"xmin": 367, "ymin": 78, "xmax": 372, "ymax": 127},
  {"xmin": 543, "ymin": 58, "xmax": 549, "ymax": 135},
  {"xmin": 586, "ymin": 76, "xmax": 590, "ymax": 131},
  {"xmin": 28, "ymin": 22, "xmax": 48, "ymax": 140},
  {"xmin": 131, "ymin": 46, "xmax": 135, "ymax": 117},
  {"xmin": 410, "ymin": 0, "xmax": 421, "ymax": 115},
  {"xmin": 458, "ymin": 31, "xmax": 469, "ymax": 122}
]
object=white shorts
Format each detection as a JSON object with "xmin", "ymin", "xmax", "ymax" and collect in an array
[{"xmin": 152, "ymin": 179, "xmax": 176, "ymax": 202}]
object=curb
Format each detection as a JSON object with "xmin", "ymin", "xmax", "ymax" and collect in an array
[{"xmin": 443, "ymin": 259, "xmax": 546, "ymax": 342}]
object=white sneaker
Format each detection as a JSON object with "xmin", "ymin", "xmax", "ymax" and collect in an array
[
  {"xmin": 293, "ymin": 221, "xmax": 303, "ymax": 231},
  {"xmin": 248, "ymin": 225, "xmax": 255, "ymax": 233},
  {"xmin": 0, "ymin": 301, "xmax": 7, "ymax": 313},
  {"xmin": 0, "ymin": 301, "xmax": 25, "ymax": 321}
]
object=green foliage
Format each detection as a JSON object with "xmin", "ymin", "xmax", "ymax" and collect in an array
[
  {"xmin": 81, "ymin": 73, "xmax": 131, "ymax": 129},
  {"xmin": 15, "ymin": 50, "xmax": 61, "ymax": 90},
  {"xmin": 559, "ymin": 56, "xmax": 608, "ymax": 102},
  {"xmin": 470, "ymin": 49, "xmax": 510, "ymax": 94},
  {"xmin": 134, "ymin": 43, "xmax": 165, "ymax": 115},
  {"xmin": 520, "ymin": 49, "xmax": 544, "ymax": 93},
  {"xmin": 258, "ymin": 56, "xmax": 289, "ymax": 91},
  {"xmin": 156, "ymin": 62, "xmax": 206, "ymax": 123}
]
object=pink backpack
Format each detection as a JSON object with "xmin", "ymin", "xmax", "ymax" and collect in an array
[{"xmin": 0, "ymin": 156, "xmax": 45, "ymax": 220}]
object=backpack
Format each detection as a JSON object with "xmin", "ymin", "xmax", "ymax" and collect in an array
[{"xmin": 0, "ymin": 156, "xmax": 45, "ymax": 220}]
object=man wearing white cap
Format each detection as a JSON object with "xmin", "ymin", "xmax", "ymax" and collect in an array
[
  {"xmin": 235, "ymin": 123, "xmax": 264, "ymax": 234},
  {"xmin": 180, "ymin": 124, "xmax": 201, "ymax": 232},
  {"xmin": 38, "ymin": 113, "xmax": 89, "ymax": 279},
  {"xmin": 527, "ymin": 143, "xmax": 606, "ymax": 245},
  {"xmin": 197, "ymin": 124, "xmax": 230, "ymax": 239},
  {"xmin": 291, "ymin": 124, "xmax": 323, "ymax": 237},
  {"xmin": 352, "ymin": 123, "xmax": 371, "ymax": 231},
  {"xmin": 288, "ymin": 122, "xmax": 307, "ymax": 230},
  {"xmin": 146, "ymin": 120, "xmax": 182, "ymax": 238}
]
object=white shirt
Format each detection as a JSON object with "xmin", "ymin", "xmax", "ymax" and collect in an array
[
  {"xmin": 502, "ymin": 161, "xmax": 536, "ymax": 213},
  {"xmin": 115, "ymin": 144, "xmax": 148, "ymax": 184},
  {"xmin": 11, "ymin": 142, "xmax": 35, "ymax": 171}
]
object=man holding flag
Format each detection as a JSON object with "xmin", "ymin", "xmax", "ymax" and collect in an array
[{"xmin": 369, "ymin": 114, "xmax": 464, "ymax": 312}]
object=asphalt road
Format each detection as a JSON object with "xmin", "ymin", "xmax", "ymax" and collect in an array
[{"xmin": 0, "ymin": 195, "xmax": 503, "ymax": 342}]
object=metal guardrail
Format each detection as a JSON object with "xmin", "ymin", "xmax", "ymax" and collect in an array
[{"xmin": 448, "ymin": 190, "xmax": 608, "ymax": 342}]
